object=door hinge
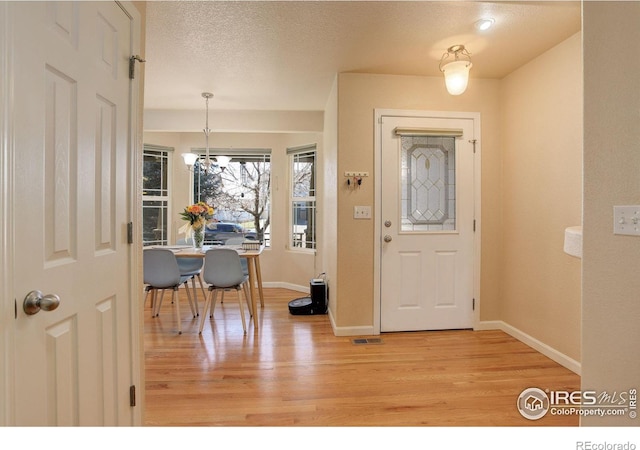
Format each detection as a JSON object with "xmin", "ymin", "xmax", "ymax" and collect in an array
[
  {"xmin": 127, "ymin": 222, "xmax": 133, "ymax": 244},
  {"xmin": 472, "ymin": 298, "xmax": 475, "ymax": 311},
  {"xmin": 14, "ymin": 299, "xmax": 17, "ymax": 319},
  {"xmin": 129, "ymin": 385, "xmax": 136, "ymax": 407},
  {"xmin": 129, "ymin": 55, "xmax": 146, "ymax": 80},
  {"xmin": 473, "ymin": 219, "xmax": 476, "ymax": 232}
]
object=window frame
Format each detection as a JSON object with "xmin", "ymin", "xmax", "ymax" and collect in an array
[
  {"xmin": 142, "ymin": 144, "xmax": 172, "ymax": 246},
  {"xmin": 288, "ymin": 144, "xmax": 317, "ymax": 252},
  {"xmin": 189, "ymin": 148, "xmax": 272, "ymax": 247}
]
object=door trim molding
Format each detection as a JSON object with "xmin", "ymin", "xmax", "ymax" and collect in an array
[
  {"xmin": 119, "ymin": 0, "xmax": 143, "ymax": 426},
  {"xmin": 373, "ymin": 109, "xmax": 482, "ymax": 334},
  {"xmin": 0, "ymin": 1, "xmax": 14, "ymax": 426}
]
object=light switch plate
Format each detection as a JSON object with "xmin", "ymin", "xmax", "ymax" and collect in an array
[
  {"xmin": 354, "ymin": 205, "xmax": 371, "ymax": 219},
  {"xmin": 613, "ymin": 205, "xmax": 640, "ymax": 236}
]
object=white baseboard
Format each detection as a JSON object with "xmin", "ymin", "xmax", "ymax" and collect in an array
[
  {"xmin": 477, "ymin": 320, "xmax": 581, "ymax": 375},
  {"xmin": 262, "ymin": 281, "xmax": 308, "ymax": 293},
  {"xmin": 184, "ymin": 280, "xmax": 308, "ymax": 293},
  {"xmin": 332, "ymin": 325, "xmax": 376, "ymax": 337},
  {"xmin": 474, "ymin": 320, "xmax": 503, "ymax": 331},
  {"xmin": 328, "ymin": 309, "xmax": 375, "ymax": 336}
]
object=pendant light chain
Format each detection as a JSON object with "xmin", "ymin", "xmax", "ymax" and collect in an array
[{"xmin": 202, "ymin": 92, "xmax": 214, "ymax": 171}]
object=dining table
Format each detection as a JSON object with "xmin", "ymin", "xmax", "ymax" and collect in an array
[{"xmin": 159, "ymin": 244, "xmax": 265, "ymax": 328}]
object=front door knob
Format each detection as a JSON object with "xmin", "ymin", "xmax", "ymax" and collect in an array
[
  {"xmin": 383, "ymin": 235, "xmax": 392, "ymax": 243},
  {"xmin": 23, "ymin": 290, "xmax": 61, "ymax": 315}
]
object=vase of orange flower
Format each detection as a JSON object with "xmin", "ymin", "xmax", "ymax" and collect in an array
[
  {"xmin": 179, "ymin": 201, "xmax": 214, "ymax": 249},
  {"xmin": 192, "ymin": 224, "xmax": 205, "ymax": 249}
]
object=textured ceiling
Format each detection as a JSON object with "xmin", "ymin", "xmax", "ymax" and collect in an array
[{"xmin": 143, "ymin": 1, "xmax": 581, "ymax": 112}]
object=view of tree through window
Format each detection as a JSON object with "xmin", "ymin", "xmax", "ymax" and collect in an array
[
  {"xmin": 142, "ymin": 146, "xmax": 171, "ymax": 246},
  {"xmin": 290, "ymin": 146, "xmax": 316, "ymax": 250},
  {"xmin": 193, "ymin": 151, "xmax": 271, "ymax": 246}
]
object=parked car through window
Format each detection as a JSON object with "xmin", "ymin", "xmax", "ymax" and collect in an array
[{"xmin": 204, "ymin": 222, "xmax": 257, "ymax": 245}]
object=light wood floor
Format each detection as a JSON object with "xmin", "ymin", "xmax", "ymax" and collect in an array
[{"xmin": 143, "ymin": 287, "xmax": 580, "ymax": 426}]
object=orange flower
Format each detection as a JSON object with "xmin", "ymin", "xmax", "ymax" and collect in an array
[{"xmin": 180, "ymin": 202, "xmax": 215, "ymax": 225}]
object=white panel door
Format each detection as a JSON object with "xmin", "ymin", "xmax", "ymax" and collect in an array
[
  {"xmin": 10, "ymin": 1, "xmax": 135, "ymax": 425},
  {"xmin": 380, "ymin": 114, "xmax": 476, "ymax": 332}
]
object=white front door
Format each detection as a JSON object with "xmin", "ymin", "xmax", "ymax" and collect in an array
[
  {"xmin": 379, "ymin": 113, "xmax": 478, "ymax": 332},
  {"xmin": 9, "ymin": 1, "xmax": 137, "ymax": 425}
]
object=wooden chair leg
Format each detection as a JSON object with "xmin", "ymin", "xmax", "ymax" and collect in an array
[
  {"xmin": 254, "ymin": 257, "xmax": 264, "ymax": 307},
  {"xmin": 190, "ymin": 277, "xmax": 200, "ymax": 316},
  {"xmin": 196, "ymin": 274, "xmax": 206, "ymax": 309},
  {"xmin": 144, "ymin": 287, "xmax": 155, "ymax": 316},
  {"xmin": 242, "ymin": 282, "xmax": 252, "ymax": 317},
  {"xmin": 183, "ymin": 281, "xmax": 196, "ymax": 318},
  {"xmin": 237, "ymin": 287, "xmax": 247, "ymax": 334},
  {"xmin": 198, "ymin": 289, "xmax": 214, "ymax": 335},
  {"xmin": 173, "ymin": 287, "xmax": 182, "ymax": 335},
  {"xmin": 154, "ymin": 290, "xmax": 166, "ymax": 317},
  {"xmin": 210, "ymin": 289, "xmax": 220, "ymax": 317}
]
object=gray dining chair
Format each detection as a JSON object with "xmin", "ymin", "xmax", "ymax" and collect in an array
[
  {"xmin": 176, "ymin": 238, "xmax": 206, "ymax": 316},
  {"xmin": 219, "ymin": 237, "xmax": 250, "ymax": 305},
  {"xmin": 198, "ymin": 248, "xmax": 252, "ymax": 335},
  {"xmin": 224, "ymin": 237, "xmax": 249, "ymax": 276},
  {"xmin": 143, "ymin": 248, "xmax": 197, "ymax": 334}
]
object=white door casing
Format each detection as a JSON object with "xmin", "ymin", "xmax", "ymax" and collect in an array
[
  {"xmin": 3, "ymin": 1, "xmax": 141, "ymax": 426},
  {"xmin": 375, "ymin": 110, "xmax": 480, "ymax": 333}
]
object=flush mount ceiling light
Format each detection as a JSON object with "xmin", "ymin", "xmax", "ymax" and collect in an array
[
  {"xmin": 439, "ymin": 45, "xmax": 473, "ymax": 96},
  {"xmin": 475, "ymin": 18, "xmax": 495, "ymax": 31},
  {"xmin": 181, "ymin": 92, "xmax": 231, "ymax": 173}
]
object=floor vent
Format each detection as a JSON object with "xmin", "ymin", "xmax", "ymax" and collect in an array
[{"xmin": 352, "ymin": 338, "xmax": 383, "ymax": 345}]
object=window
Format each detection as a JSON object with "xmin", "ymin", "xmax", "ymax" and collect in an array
[
  {"xmin": 400, "ymin": 135, "xmax": 456, "ymax": 232},
  {"xmin": 191, "ymin": 149, "xmax": 271, "ymax": 246},
  {"xmin": 289, "ymin": 145, "xmax": 316, "ymax": 250},
  {"xmin": 142, "ymin": 145, "xmax": 171, "ymax": 246}
]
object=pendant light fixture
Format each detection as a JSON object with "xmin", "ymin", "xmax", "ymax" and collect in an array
[
  {"xmin": 182, "ymin": 92, "xmax": 230, "ymax": 172},
  {"xmin": 200, "ymin": 91, "xmax": 214, "ymax": 171},
  {"xmin": 439, "ymin": 45, "xmax": 473, "ymax": 96}
]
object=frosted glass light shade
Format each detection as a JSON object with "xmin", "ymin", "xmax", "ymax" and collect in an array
[
  {"xmin": 182, "ymin": 152, "xmax": 198, "ymax": 166},
  {"xmin": 216, "ymin": 155, "xmax": 231, "ymax": 168},
  {"xmin": 442, "ymin": 60, "xmax": 472, "ymax": 96}
]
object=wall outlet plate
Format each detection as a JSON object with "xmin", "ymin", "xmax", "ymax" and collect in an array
[{"xmin": 613, "ymin": 205, "xmax": 640, "ymax": 236}]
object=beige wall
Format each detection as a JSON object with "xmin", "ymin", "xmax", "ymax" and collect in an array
[
  {"xmin": 143, "ymin": 130, "xmax": 322, "ymax": 290},
  {"xmin": 500, "ymin": 32, "xmax": 582, "ymax": 362},
  {"xmin": 336, "ymin": 73, "xmax": 502, "ymax": 328},
  {"xmin": 322, "ymin": 77, "xmax": 339, "ymax": 318},
  {"xmin": 582, "ymin": 2, "xmax": 640, "ymax": 426}
]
